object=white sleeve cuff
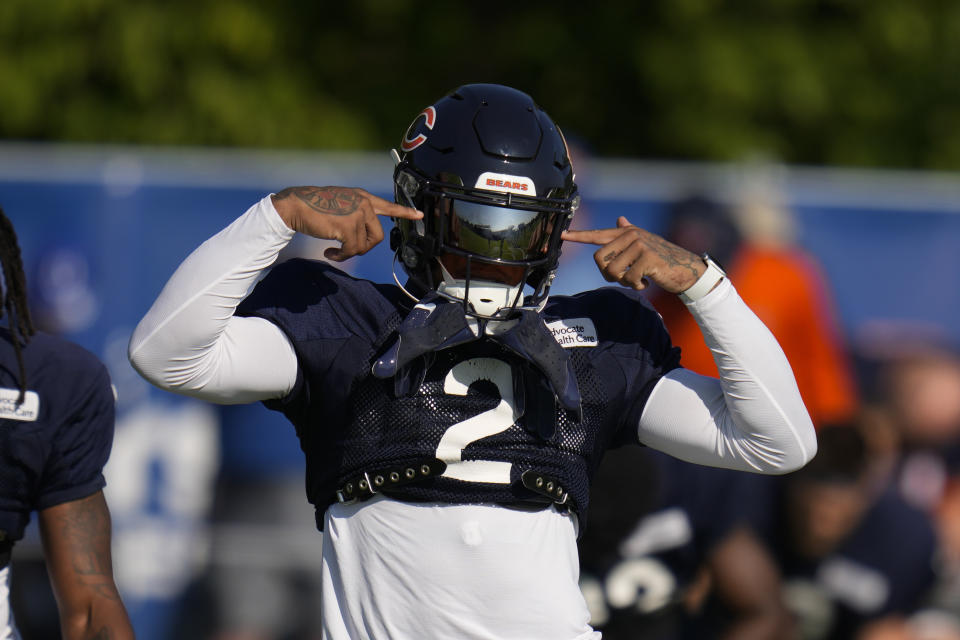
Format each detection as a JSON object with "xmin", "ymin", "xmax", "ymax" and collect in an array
[{"xmin": 678, "ymin": 257, "xmax": 725, "ymax": 303}]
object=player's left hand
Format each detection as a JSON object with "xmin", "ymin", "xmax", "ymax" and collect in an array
[{"xmin": 562, "ymin": 216, "xmax": 706, "ymax": 293}]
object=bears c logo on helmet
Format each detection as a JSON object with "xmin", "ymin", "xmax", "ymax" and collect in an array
[{"xmin": 401, "ymin": 106, "xmax": 437, "ymax": 152}]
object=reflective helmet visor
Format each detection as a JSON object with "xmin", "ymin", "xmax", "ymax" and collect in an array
[{"xmin": 442, "ymin": 198, "xmax": 559, "ymax": 263}]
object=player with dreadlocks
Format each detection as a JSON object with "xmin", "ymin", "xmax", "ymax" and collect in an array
[
  {"xmin": 0, "ymin": 208, "xmax": 34, "ymax": 403},
  {"xmin": 0, "ymin": 206, "xmax": 133, "ymax": 640}
]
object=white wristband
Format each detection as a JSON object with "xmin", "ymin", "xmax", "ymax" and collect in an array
[{"xmin": 679, "ymin": 255, "xmax": 726, "ymax": 303}]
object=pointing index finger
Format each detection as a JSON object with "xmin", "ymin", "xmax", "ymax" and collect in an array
[
  {"xmin": 561, "ymin": 227, "xmax": 622, "ymax": 246},
  {"xmin": 375, "ymin": 199, "xmax": 423, "ymax": 220}
]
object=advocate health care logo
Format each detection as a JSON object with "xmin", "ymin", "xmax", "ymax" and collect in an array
[
  {"xmin": 0, "ymin": 388, "xmax": 40, "ymax": 422},
  {"xmin": 545, "ymin": 318, "xmax": 598, "ymax": 348}
]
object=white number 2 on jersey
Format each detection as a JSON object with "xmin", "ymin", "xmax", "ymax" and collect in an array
[{"xmin": 437, "ymin": 358, "xmax": 518, "ymax": 483}]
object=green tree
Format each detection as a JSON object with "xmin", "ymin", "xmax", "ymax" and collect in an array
[{"xmin": 2, "ymin": 0, "xmax": 959, "ymax": 169}]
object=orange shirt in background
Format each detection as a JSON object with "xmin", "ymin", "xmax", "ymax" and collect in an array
[{"xmin": 651, "ymin": 245, "xmax": 858, "ymax": 428}]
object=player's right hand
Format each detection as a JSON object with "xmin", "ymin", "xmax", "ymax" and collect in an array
[
  {"xmin": 271, "ymin": 186, "xmax": 422, "ymax": 261},
  {"xmin": 562, "ymin": 216, "xmax": 705, "ymax": 293}
]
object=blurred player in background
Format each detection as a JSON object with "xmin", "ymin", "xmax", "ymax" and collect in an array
[
  {"xmin": 858, "ymin": 335, "xmax": 960, "ymax": 639},
  {"xmin": 874, "ymin": 340, "xmax": 960, "ymax": 511},
  {"xmin": 129, "ymin": 84, "xmax": 816, "ymax": 638},
  {"xmin": 757, "ymin": 423, "xmax": 938, "ymax": 640},
  {"xmin": 0, "ymin": 206, "xmax": 133, "ymax": 639},
  {"xmin": 587, "ymin": 423, "xmax": 941, "ymax": 640},
  {"xmin": 649, "ymin": 192, "xmax": 858, "ymax": 429},
  {"xmin": 578, "ymin": 446, "xmax": 793, "ymax": 639}
]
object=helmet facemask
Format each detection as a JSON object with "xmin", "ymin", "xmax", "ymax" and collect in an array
[{"xmin": 391, "ymin": 163, "xmax": 578, "ymax": 320}]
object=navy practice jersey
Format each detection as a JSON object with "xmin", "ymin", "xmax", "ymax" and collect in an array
[
  {"xmin": 0, "ymin": 328, "xmax": 115, "ymax": 558},
  {"xmin": 236, "ymin": 259, "xmax": 681, "ymax": 528},
  {"xmin": 579, "ymin": 447, "xmax": 767, "ymax": 639}
]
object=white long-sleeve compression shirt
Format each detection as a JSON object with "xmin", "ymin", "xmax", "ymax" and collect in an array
[{"xmin": 129, "ymin": 195, "xmax": 816, "ymax": 474}]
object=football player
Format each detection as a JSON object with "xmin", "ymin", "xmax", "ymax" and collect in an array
[
  {"xmin": 0, "ymin": 207, "xmax": 133, "ymax": 639},
  {"xmin": 759, "ymin": 424, "xmax": 938, "ymax": 640},
  {"xmin": 579, "ymin": 447, "xmax": 792, "ymax": 639},
  {"xmin": 129, "ymin": 84, "xmax": 817, "ymax": 639}
]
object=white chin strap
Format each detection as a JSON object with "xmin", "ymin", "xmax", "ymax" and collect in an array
[{"xmin": 436, "ymin": 261, "xmax": 524, "ymax": 318}]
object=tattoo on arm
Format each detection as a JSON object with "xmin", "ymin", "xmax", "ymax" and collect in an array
[
  {"xmin": 41, "ymin": 492, "xmax": 133, "ymax": 638},
  {"xmin": 64, "ymin": 498, "xmax": 121, "ymax": 602},
  {"xmin": 647, "ymin": 234, "xmax": 702, "ymax": 279},
  {"xmin": 274, "ymin": 186, "xmax": 362, "ymax": 216},
  {"xmin": 44, "ymin": 493, "xmax": 122, "ymax": 603}
]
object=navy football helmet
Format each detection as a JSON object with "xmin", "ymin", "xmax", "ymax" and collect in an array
[{"xmin": 390, "ymin": 84, "xmax": 579, "ymax": 319}]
